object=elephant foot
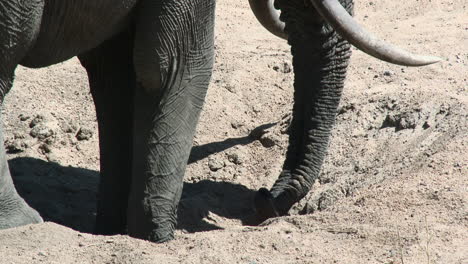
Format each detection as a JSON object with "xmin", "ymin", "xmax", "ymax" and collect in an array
[
  {"xmin": 128, "ymin": 216, "xmax": 176, "ymax": 243},
  {"xmin": 148, "ymin": 229, "xmax": 174, "ymax": 243},
  {"xmin": 0, "ymin": 197, "xmax": 43, "ymax": 229}
]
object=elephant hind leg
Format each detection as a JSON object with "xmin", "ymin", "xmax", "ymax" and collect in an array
[
  {"xmin": 0, "ymin": 70, "xmax": 43, "ymax": 230},
  {"xmin": 0, "ymin": 1, "xmax": 45, "ymax": 229},
  {"xmin": 78, "ymin": 30, "xmax": 135, "ymax": 235},
  {"xmin": 0, "ymin": 112, "xmax": 43, "ymax": 229}
]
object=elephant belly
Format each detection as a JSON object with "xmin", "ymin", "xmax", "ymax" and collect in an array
[{"xmin": 20, "ymin": 0, "xmax": 138, "ymax": 68}]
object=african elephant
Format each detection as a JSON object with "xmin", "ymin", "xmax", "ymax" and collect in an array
[{"xmin": 0, "ymin": 0, "xmax": 439, "ymax": 242}]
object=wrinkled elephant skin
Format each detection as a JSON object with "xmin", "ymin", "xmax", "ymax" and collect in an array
[
  {"xmin": 0, "ymin": 0, "xmax": 431, "ymax": 243},
  {"xmin": 0, "ymin": 0, "xmax": 216, "ymax": 243}
]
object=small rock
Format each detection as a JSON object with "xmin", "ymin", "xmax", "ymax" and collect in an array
[
  {"xmin": 273, "ymin": 62, "xmax": 292, "ymax": 73},
  {"xmin": 231, "ymin": 120, "xmax": 244, "ymax": 129},
  {"xmin": 76, "ymin": 128, "xmax": 93, "ymax": 141},
  {"xmin": 208, "ymin": 157, "xmax": 225, "ymax": 171},
  {"xmin": 227, "ymin": 151, "xmax": 244, "ymax": 165},
  {"xmin": 383, "ymin": 70, "xmax": 394, "ymax": 76},
  {"xmin": 29, "ymin": 115, "xmax": 46, "ymax": 128},
  {"xmin": 259, "ymin": 133, "xmax": 277, "ymax": 148},
  {"xmin": 30, "ymin": 124, "xmax": 54, "ymax": 139},
  {"xmin": 5, "ymin": 141, "xmax": 25, "ymax": 154},
  {"xmin": 18, "ymin": 114, "xmax": 30, "ymax": 121}
]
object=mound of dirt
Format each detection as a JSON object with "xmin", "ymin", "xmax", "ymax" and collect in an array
[{"xmin": 1, "ymin": 0, "xmax": 466, "ymax": 263}]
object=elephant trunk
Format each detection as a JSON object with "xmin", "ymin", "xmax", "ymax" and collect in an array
[{"xmin": 255, "ymin": 0, "xmax": 353, "ymax": 219}]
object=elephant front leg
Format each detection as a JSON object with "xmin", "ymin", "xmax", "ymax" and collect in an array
[
  {"xmin": 128, "ymin": 0, "xmax": 216, "ymax": 242},
  {"xmin": 255, "ymin": 0, "xmax": 353, "ymax": 220}
]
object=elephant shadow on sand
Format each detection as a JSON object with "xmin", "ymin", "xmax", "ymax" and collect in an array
[{"xmin": 8, "ymin": 129, "xmax": 271, "ymax": 234}]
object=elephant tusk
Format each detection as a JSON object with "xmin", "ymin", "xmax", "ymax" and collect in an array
[
  {"xmin": 249, "ymin": 0, "xmax": 288, "ymax": 40},
  {"xmin": 309, "ymin": 0, "xmax": 441, "ymax": 66}
]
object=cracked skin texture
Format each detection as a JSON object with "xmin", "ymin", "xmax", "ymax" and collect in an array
[{"xmin": 255, "ymin": 0, "xmax": 354, "ymax": 221}]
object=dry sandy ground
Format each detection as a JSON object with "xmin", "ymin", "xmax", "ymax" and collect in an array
[{"xmin": 0, "ymin": 0, "xmax": 467, "ymax": 263}]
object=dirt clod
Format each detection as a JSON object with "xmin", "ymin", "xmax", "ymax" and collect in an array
[
  {"xmin": 18, "ymin": 114, "xmax": 30, "ymax": 121},
  {"xmin": 5, "ymin": 140, "xmax": 26, "ymax": 154},
  {"xmin": 75, "ymin": 128, "xmax": 93, "ymax": 141},
  {"xmin": 30, "ymin": 124, "xmax": 55, "ymax": 139},
  {"xmin": 29, "ymin": 114, "xmax": 46, "ymax": 128},
  {"xmin": 226, "ymin": 150, "xmax": 245, "ymax": 165},
  {"xmin": 208, "ymin": 157, "xmax": 225, "ymax": 171},
  {"xmin": 259, "ymin": 133, "xmax": 278, "ymax": 148},
  {"xmin": 272, "ymin": 62, "xmax": 292, "ymax": 73}
]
